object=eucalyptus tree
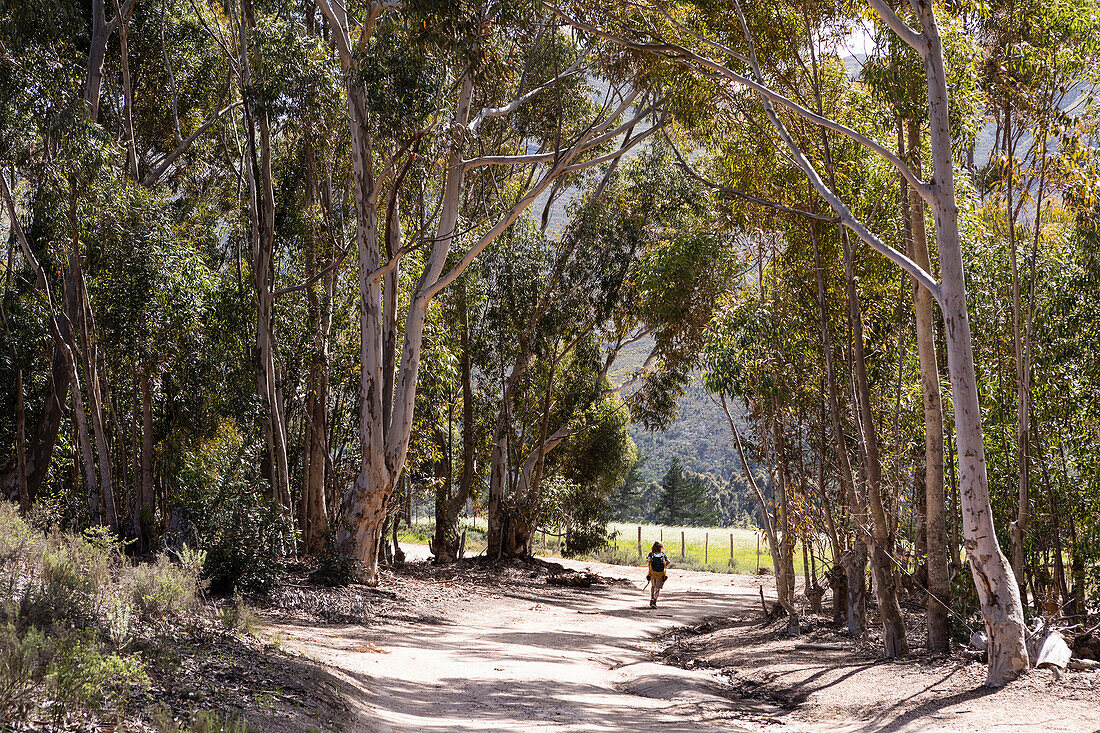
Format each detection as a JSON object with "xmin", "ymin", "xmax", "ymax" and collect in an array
[
  {"xmin": 553, "ymin": 0, "xmax": 1030, "ymax": 683},
  {"xmin": 704, "ymin": 238, "xmax": 828, "ymax": 634},
  {"xmin": 461, "ymin": 140, "xmax": 737, "ymax": 558},
  {"xmin": 475, "ymin": 200, "xmax": 644, "ymax": 559},
  {"xmin": 1, "ymin": 0, "xmax": 286, "ymax": 555},
  {"xmin": 314, "ymin": 0, "xmax": 663, "ymax": 582},
  {"xmin": 971, "ymin": 0, "xmax": 1100, "ymax": 606},
  {"xmin": 679, "ymin": 37, "xmax": 910, "ymax": 645},
  {"xmin": 861, "ymin": 17, "xmax": 983, "ymax": 652}
]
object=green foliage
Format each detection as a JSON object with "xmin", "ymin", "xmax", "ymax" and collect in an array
[
  {"xmin": 0, "ymin": 624, "xmax": 48, "ymax": 719},
  {"xmin": 198, "ymin": 487, "xmax": 293, "ymax": 596},
  {"xmin": 48, "ymin": 628, "xmax": 147, "ymax": 714},
  {"xmin": 0, "ymin": 505, "xmax": 231, "ymax": 723},
  {"xmin": 12, "ymin": 531, "xmax": 109, "ymax": 629},
  {"xmin": 4, "ymin": 0, "xmax": 1100, "ymax": 673},
  {"xmin": 128, "ymin": 551, "xmax": 205, "ymax": 622},
  {"xmin": 357, "ymin": 24, "xmax": 444, "ymax": 139},
  {"xmin": 652, "ymin": 458, "xmax": 719, "ymax": 527},
  {"xmin": 217, "ymin": 594, "xmax": 260, "ymax": 636}
]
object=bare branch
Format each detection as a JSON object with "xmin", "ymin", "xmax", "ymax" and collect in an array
[
  {"xmin": 142, "ymin": 101, "xmax": 242, "ymax": 186},
  {"xmin": 559, "ymin": 118, "xmax": 663, "ymax": 173},
  {"xmin": 468, "ymin": 52, "xmax": 590, "ymax": 133}
]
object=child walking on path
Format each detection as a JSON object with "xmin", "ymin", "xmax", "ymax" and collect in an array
[{"xmin": 646, "ymin": 542, "xmax": 671, "ymax": 607}]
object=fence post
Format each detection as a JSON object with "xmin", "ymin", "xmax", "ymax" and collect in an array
[
  {"xmin": 729, "ymin": 533, "xmax": 734, "ymax": 566},
  {"xmin": 756, "ymin": 534, "xmax": 760, "ymax": 572},
  {"xmin": 681, "ymin": 531, "xmax": 685, "ymax": 560},
  {"xmin": 705, "ymin": 532, "xmax": 709, "ymax": 564},
  {"xmin": 637, "ymin": 526, "xmax": 642, "ymax": 557},
  {"xmin": 660, "ymin": 528, "xmax": 663, "ymax": 543}
]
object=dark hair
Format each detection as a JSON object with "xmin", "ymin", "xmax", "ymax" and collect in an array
[{"xmin": 651, "ymin": 541, "xmax": 663, "ymax": 554}]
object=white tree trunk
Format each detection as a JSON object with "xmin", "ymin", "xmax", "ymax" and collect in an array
[{"xmin": 917, "ymin": 0, "xmax": 1028, "ymax": 684}]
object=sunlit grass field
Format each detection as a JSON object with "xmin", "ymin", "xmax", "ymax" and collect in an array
[
  {"xmin": 398, "ymin": 519, "xmax": 810, "ymax": 576},
  {"xmin": 587, "ymin": 522, "xmax": 803, "ymax": 575}
]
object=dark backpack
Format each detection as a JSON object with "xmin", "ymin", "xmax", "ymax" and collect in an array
[{"xmin": 650, "ymin": 553, "xmax": 666, "ymax": 573}]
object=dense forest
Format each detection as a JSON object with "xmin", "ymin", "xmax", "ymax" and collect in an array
[{"xmin": 3, "ymin": 0, "xmax": 1100, "ymax": 700}]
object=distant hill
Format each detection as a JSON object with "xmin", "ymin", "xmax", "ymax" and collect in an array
[{"xmin": 609, "ymin": 339, "xmax": 765, "ymax": 528}]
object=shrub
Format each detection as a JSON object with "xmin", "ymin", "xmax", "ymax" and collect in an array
[
  {"xmin": 0, "ymin": 503, "xmax": 41, "ymax": 559},
  {"xmin": 25, "ymin": 492, "xmax": 88, "ymax": 534},
  {"xmin": 218, "ymin": 594, "xmax": 259, "ymax": 635},
  {"xmin": 48, "ymin": 629, "xmax": 147, "ymax": 714},
  {"xmin": 127, "ymin": 552, "xmax": 204, "ymax": 623},
  {"xmin": 0, "ymin": 624, "xmax": 48, "ymax": 719},
  {"xmin": 104, "ymin": 594, "xmax": 135, "ymax": 650},
  {"xmin": 200, "ymin": 491, "xmax": 293, "ymax": 595},
  {"xmin": 17, "ymin": 531, "xmax": 109, "ymax": 628},
  {"xmin": 0, "ymin": 506, "xmax": 43, "ymax": 623},
  {"xmin": 82, "ymin": 525, "xmax": 131, "ymax": 558},
  {"xmin": 310, "ymin": 530, "xmax": 360, "ymax": 587}
]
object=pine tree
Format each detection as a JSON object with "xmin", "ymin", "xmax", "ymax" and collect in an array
[
  {"xmin": 654, "ymin": 458, "xmax": 719, "ymax": 526},
  {"xmin": 653, "ymin": 458, "xmax": 685, "ymax": 525}
]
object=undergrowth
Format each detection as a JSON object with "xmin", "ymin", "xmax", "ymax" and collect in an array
[{"xmin": 0, "ymin": 502, "xmax": 249, "ymax": 727}]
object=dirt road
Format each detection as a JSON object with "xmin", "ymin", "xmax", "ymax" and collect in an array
[
  {"xmin": 270, "ymin": 549, "xmax": 1100, "ymax": 733},
  {"xmin": 273, "ymin": 549, "xmax": 784, "ymax": 732}
]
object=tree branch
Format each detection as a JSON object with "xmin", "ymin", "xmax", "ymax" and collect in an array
[
  {"xmin": 463, "ymin": 98, "xmax": 657, "ymax": 171},
  {"xmin": 663, "ymin": 130, "xmax": 840, "ymax": 222},
  {"xmin": 468, "ymin": 52, "xmax": 590, "ymax": 133},
  {"xmin": 428, "ymin": 89, "xmax": 644, "ymax": 297},
  {"xmin": 549, "ymin": 4, "xmax": 933, "ymax": 204},
  {"xmin": 142, "ymin": 101, "xmax": 242, "ymax": 186},
  {"xmin": 727, "ymin": 0, "xmax": 941, "ymax": 299},
  {"xmin": 867, "ymin": 0, "xmax": 928, "ymax": 55}
]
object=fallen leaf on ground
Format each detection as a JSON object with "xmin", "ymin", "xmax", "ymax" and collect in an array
[{"xmin": 356, "ymin": 643, "xmax": 390, "ymax": 654}]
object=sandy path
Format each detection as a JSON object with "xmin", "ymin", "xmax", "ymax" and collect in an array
[
  {"xmin": 271, "ymin": 548, "xmax": 783, "ymax": 732},
  {"xmin": 266, "ymin": 550, "xmax": 1100, "ymax": 733}
]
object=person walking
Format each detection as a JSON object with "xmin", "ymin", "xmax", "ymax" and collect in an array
[{"xmin": 646, "ymin": 541, "xmax": 671, "ymax": 607}]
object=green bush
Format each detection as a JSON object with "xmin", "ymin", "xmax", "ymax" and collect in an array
[
  {"xmin": 48, "ymin": 629, "xmax": 147, "ymax": 714},
  {"xmin": 200, "ymin": 491, "xmax": 293, "ymax": 595},
  {"xmin": 218, "ymin": 594, "xmax": 260, "ymax": 635},
  {"xmin": 128, "ymin": 551, "xmax": 205, "ymax": 623},
  {"xmin": 25, "ymin": 492, "xmax": 88, "ymax": 534},
  {"xmin": 16, "ymin": 531, "xmax": 109, "ymax": 628},
  {"xmin": 0, "ymin": 507, "xmax": 176, "ymax": 723},
  {"xmin": 0, "ymin": 624, "xmax": 48, "ymax": 719}
]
